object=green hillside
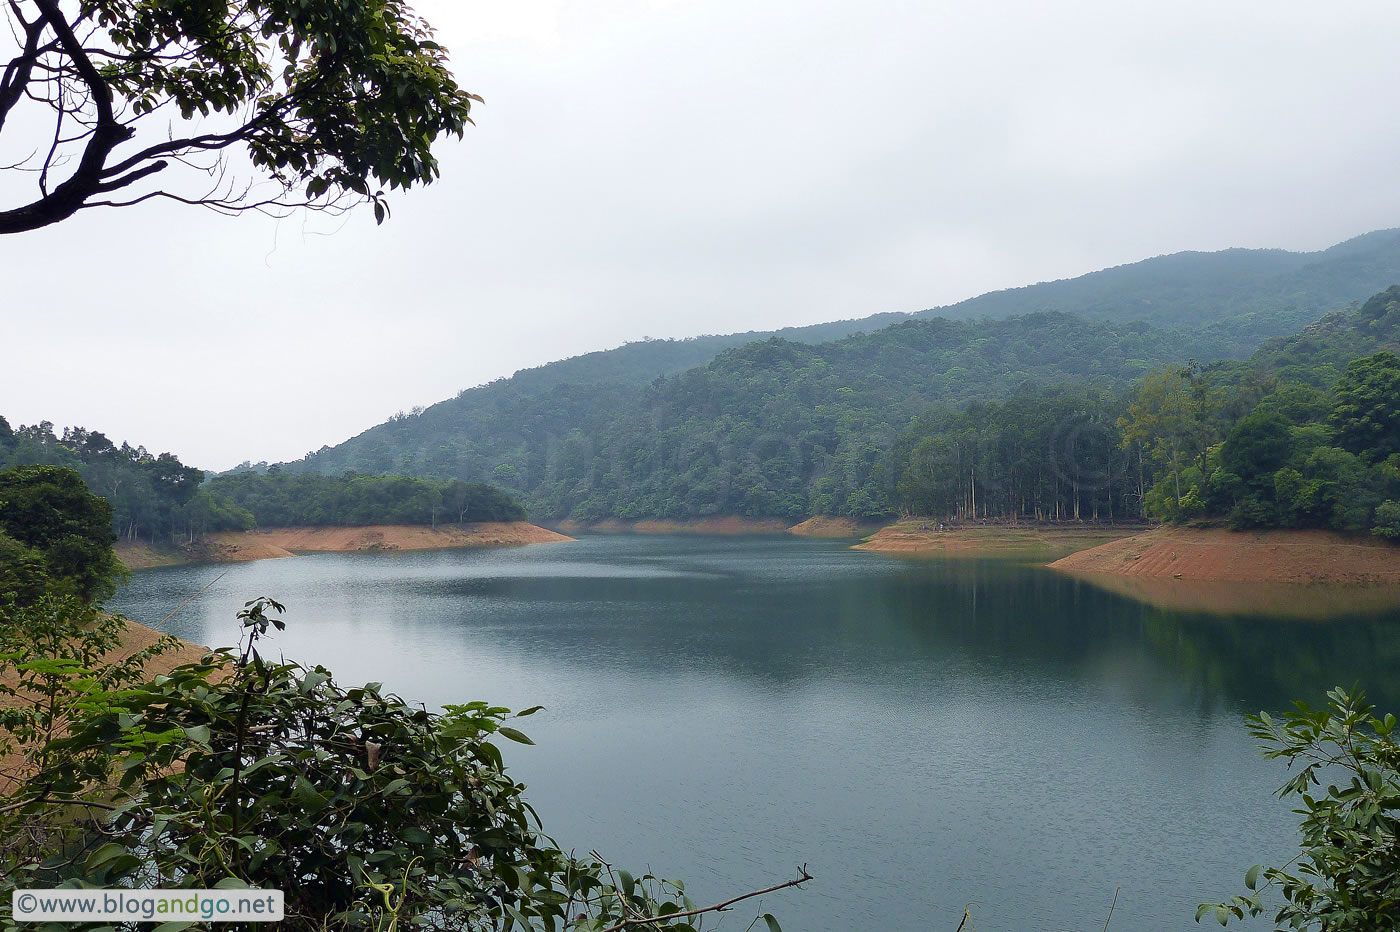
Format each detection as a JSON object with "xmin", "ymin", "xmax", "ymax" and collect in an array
[
  {"xmin": 920, "ymin": 229, "xmax": 1400, "ymax": 350},
  {"xmin": 291, "ymin": 313, "xmax": 1223, "ymax": 519},
  {"xmin": 284, "ymin": 230, "xmax": 1400, "ymax": 524},
  {"xmin": 504, "ymin": 312, "xmax": 910, "ymax": 392},
  {"xmin": 503, "ymin": 227, "xmax": 1400, "ymax": 395},
  {"xmin": 884, "ymin": 286, "xmax": 1400, "ymax": 533}
]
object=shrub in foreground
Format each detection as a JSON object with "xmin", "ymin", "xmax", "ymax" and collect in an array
[
  {"xmin": 1200, "ymin": 686, "xmax": 1400, "ymax": 930},
  {"xmin": 0, "ymin": 597, "xmax": 806, "ymax": 931}
]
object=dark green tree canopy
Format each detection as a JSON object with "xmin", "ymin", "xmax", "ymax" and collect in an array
[
  {"xmin": 1330, "ymin": 351, "xmax": 1400, "ymax": 460},
  {"xmin": 1221, "ymin": 410, "xmax": 1293, "ymax": 482},
  {"xmin": 0, "ymin": 0, "xmax": 479, "ymax": 233},
  {"xmin": 0, "ymin": 465, "xmax": 122, "ymax": 603}
]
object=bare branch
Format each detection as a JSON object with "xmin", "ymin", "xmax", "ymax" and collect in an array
[
  {"xmin": 38, "ymin": 65, "xmax": 65, "ymax": 194},
  {"xmin": 0, "ymin": 0, "xmax": 136, "ymax": 232},
  {"xmin": 91, "ymin": 158, "xmax": 166, "ymax": 192},
  {"xmin": 0, "ymin": 4, "xmax": 46, "ymax": 130},
  {"xmin": 593, "ymin": 861, "xmax": 813, "ymax": 932}
]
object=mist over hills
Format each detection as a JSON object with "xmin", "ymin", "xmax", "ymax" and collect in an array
[{"xmin": 277, "ymin": 228, "xmax": 1400, "ymax": 523}]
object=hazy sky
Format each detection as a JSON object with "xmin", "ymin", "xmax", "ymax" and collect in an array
[{"xmin": 6, "ymin": 0, "xmax": 1400, "ymax": 470}]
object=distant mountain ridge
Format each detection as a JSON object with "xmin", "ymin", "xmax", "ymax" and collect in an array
[
  {"xmin": 279, "ymin": 227, "xmax": 1400, "ymax": 523},
  {"xmin": 499, "ymin": 313, "xmax": 911, "ymax": 393},
  {"xmin": 487, "ymin": 227, "xmax": 1400, "ymax": 394},
  {"xmin": 920, "ymin": 229, "xmax": 1400, "ymax": 341}
]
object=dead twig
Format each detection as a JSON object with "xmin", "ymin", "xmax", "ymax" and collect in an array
[
  {"xmin": 1103, "ymin": 887, "xmax": 1119, "ymax": 930},
  {"xmin": 594, "ymin": 864, "xmax": 813, "ymax": 932}
]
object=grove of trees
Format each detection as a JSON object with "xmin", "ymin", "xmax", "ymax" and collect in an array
[
  {"xmin": 206, "ymin": 471, "xmax": 526, "ymax": 527},
  {"xmin": 0, "ymin": 422, "xmax": 528, "ymax": 547}
]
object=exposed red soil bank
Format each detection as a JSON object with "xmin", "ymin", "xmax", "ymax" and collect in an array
[
  {"xmin": 554, "ymin": 516, "xmax": 792, "ymax": 535},
  {"xmin": 788, "ymin": 516, "xmax": 884, "ymax": 538},
  {"xmin": 117, "ymin": 523, "xmax": 573, "ymax": 569},
  {"xmin": 855, "ymin": 522, "xmax": 1139, "ymax": 560},
  {"xmin": 211, "ymin": 522, "xmax": 572, "ymax": 560},
  {"xmin": 115, "ymin": 540, "xmax": 189, "ymax": 569},
  {"xmin": 1049, "ymin": 526, "xmax": 1400, "ymax": 584}
]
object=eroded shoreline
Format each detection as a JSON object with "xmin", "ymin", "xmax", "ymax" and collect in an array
[
  {"xmin": 1048, "ymin": 526, "xmax": 1400, "ymax": 585},
  {"xmin": 117, "ymin": 522, "xmax": 573, "ymax": 569}
]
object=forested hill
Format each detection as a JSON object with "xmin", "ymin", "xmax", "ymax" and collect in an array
[
  {"xmin": 462, "ymin": 226, "xmax": 1400, "ymax": 398},
  {"xmin": 918, "ymin": 228, "xmax": 1400, "ymax": 348},
  {"xmin": 504, "ymin": 311, "xmax": 910, "ymax": 392},
  {"xmin": 884, "ymin": 286, "xmax": 1400, "ymax": 534},
  {"xmin": 283, "ymin": 229, "xmax": 1400, "ymax": 524},
  {"xmin": 290, "ymin": 312, "xmax": 1223, "ymax": 520},
  {"xmin": 303, "ymin": 227, "xmax": 1399, "ymax": 414}
]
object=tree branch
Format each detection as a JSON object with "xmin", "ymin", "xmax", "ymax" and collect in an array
[
  {"xmin": 0, "ymin": 3, "xmax": 46, "ymax": 131},
  {"xmin": 0, "ymin": 0, "xmax": 136, "ymax": 233},
  {"xmin": 594, "ymin": 863, "xmax": 813, "ymax": 932}
]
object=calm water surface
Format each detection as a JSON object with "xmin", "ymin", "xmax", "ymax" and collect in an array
[{"xmin": 110, "ymin": 536, "xmax": 1400, "ymax": 932}]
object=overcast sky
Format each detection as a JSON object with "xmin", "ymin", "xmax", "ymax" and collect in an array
[{"xmin": 6, "ymin": 0, "xmax": 1400, "ymax": 470}]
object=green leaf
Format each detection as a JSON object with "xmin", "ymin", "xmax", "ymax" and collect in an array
[
  {"xmin": 400, "ymin": 826, "xmax": 432, "ymax": 845},
  {"xmin": 763, "ymin": 914, "xmax": 782, "ymax": 932},
  {"xmin": 85, "ymin": 843, "xmax": 130, "ymax": 872},
  {"xmin": 497, "ymin": 726, "xmax": 534, "ymax": 745},
  {"xmin": 1244, "ymin": 864, "xmax": 1260, "ymax": 890}
]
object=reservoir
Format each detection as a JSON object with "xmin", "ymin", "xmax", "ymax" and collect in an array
[{"xmin": 109, "ymin": 535, "xmax": 1400, "ymax": 931}]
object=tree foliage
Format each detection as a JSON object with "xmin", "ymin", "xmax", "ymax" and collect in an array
[
  {"xmin": 292, "ymin": 312, "xmax": 1211, "ymax": 522},
  {"xmin": 1330, "ymin": 351, "xmax": 1400, "ymax": 461},
  {"xmin": 1120, "ymin": 349, "xmax": 1400, "ymax": 534},
  {"xmin": 0, "ymin": 464, "xmax": 123, "ymax": 603},
  {"xmin": 1201, "ymin": 687, "xmax": 1400, "ymax": 931},
  {"xmin": 0, "ymin": 419, "xmax": 249, "ymax": 545},
  {"xmin": 923, "ymin": 229, "xmax": 1400, "ymax": 350},
  {"xmin": 889, "ymin": 384, "xmax": 1137, "ymax": 523},
  {"xmin": 0, "ymin": 0, "xmax": 480, "ymax": 232},
  {"xmin": 206, "ymin": 471, "xmax": 526, "ymax": 526},
  {"xmin": 0, "ymin": 420, "xmax": 526, "ymax": 546}
]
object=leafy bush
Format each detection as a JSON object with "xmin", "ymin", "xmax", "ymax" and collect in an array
[
  {"xmin": 1373, "ymin": 500, "xmax": 1400, "ymax": 539},
  {"xmin": 0, "ymin": 465, "xmax": 124, "ymax": 603},
  {"xmin": 1200, "ymin": 687, "xmax": 1400, "ymax": 930},
  {"xmin": 0, "ymin": 598, "xmax": 807, "ymax": 932}
]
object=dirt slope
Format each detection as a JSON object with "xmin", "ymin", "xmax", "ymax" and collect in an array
[
  {"xmin": 554, "ymin": 517, "xmax": 791, "ymax": 535},
  {"xmin": 855, "ymin": 523, "xmax": 1138, "ymax": 560},
  {"xmin": 206, "ymin": 522, "xmax": 571, "ymax": 560},
  {"xmin": 788, "ymin": 516, "xmax": 883, "ymax": 538},
  {"xmin": 1, "ymin": 619, "xmax": 213, "ymax": 793},
  {"xmin": 1049, "ymin": 526, "xmax": 1400, "ymax": 584}
]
